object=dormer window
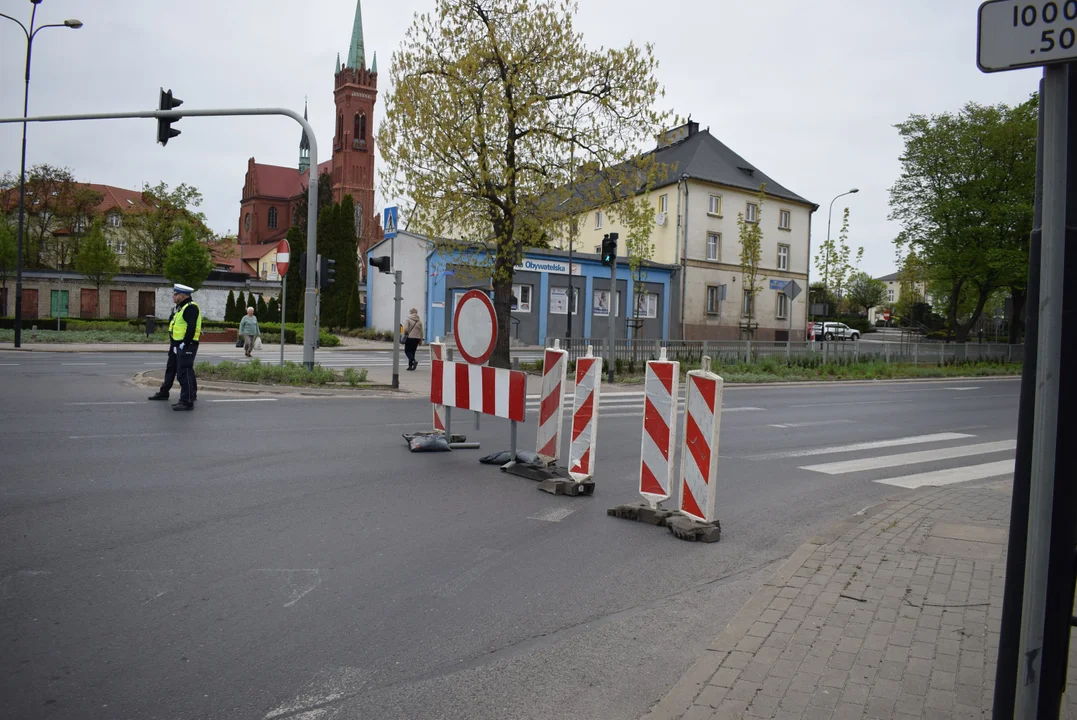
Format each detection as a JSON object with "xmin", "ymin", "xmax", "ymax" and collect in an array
[{"xmin": 108, "ymin": 213, "xmax": 122, "ymax": 228}]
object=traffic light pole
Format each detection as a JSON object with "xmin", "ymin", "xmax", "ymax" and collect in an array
[
  {"xmin": 392, "ymin": 270, "xmax": 402, "ymax": 390},
  {"xmin": 608, "ymin": 253, "xmax": 617, "ymax": 384},
  {"xmin": 0, "ymin": 105, "xmax": 321, "ymax": 369}
]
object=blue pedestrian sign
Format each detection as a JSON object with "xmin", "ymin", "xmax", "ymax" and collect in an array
[{"xmin": 383, "ymin": 206, "xmax": 399, "ymax": 239}]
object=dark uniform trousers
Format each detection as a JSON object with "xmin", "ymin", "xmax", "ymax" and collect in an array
[{"xmin": 177, "ymin": 341, "xmax": 199, "ymax": 404}]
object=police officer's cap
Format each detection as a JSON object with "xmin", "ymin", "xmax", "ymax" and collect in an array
[{"xmin": 173, "ymin": 283, "xmax": 194, "ymax": 295}]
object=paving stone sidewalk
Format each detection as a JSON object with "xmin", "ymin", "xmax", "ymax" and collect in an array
[{"xmin": 643, "ymin": 481, "xmax": 1077, "ymax": 719}]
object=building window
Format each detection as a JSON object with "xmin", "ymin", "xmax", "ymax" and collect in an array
[
  {"xmin": 888, "ymin": 288, "xmax": 895, "ymax": 302},
  {"xmin": 594, "ymin": 210, "xmax": 602, "ymax": 229},
  {"xmin": 708, "ymin": 194, "xmax": 722, "ymax": 216},
  {"xmin": 593, "ymin": 289, "xmax": 620, "ymax": 317},
  {"xmin": 336, "ymin": 114, "xmax": 343, "ymax": 143},
  {"xmin": 594, "ymin": 244, "xmax": 602, "ymax": 254},
  {"xmin": 360, "ymin": 114, "xmax": 367, "ymax": 140},
  {"xmin": 107, "ymin": 213, "xmax": 122, "ymax": 228},
  {"xmin": 779, "ymin": 209, "xmax": 791, "ymax": 230},
  {"xmin": 108, "ymin": 238, "xmax": 126, "ymax": 254},
  {"xmin": 742, "ymin": 289, "xmax": 753, "ymax": 316},
  {"xmin": 635, "ymin": 293, "xmax": 658, "ymax": 319},
  {"xmin": 659, "ymin": 194, "xmax": 668, "ymax": 213},
  {"xmin": 74, "ymin": 215, "xmax": 87, "ymax": 232},
  {"xmin": 776, "ymin": 292, "xmax": 788, "ymax": 319},
  {"xmin": 746, "ymin": 202, "xmax": 758, "ymax": 223},
  {"xmin": 777, "ymin": 244, "xmax": 790, "ymax": 271},
  {"xmin": 706, "ymin": 286, "xmax": 722, "ymax": 315},
  {"xmin": 268, "ymin": 207, "xmax": 278, "ymax": 229},
  {"xmin": 707, "ymin": 233, "xmax": 720, "ymax": 261},
  {"xmin": 550, "ymin": 286, "xmax": 578, "ymax": 315},
  {"xmin": 511, "ymin": 284, "xmax": 532, "ymax": 313},
  {"xmin": 271, "ymin": 262, "xmax": 277, "ymax": 276}
]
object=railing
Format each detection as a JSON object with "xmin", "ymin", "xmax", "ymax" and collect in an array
[{"xmin": 545, "ymin": 336, "xmax": 1025, "ymax": 366}]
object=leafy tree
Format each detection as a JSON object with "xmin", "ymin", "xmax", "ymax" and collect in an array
[
  {"xmin": 224, "ymin": 290, "xmax": 237, "ymax": 322},
  {"xmin": 22, "ymin": 164, "xmax": 76, "ymax": 268},
  {"xmin": 236, "ymin": 290, "xmax": 247, "ymax": 316},
  {"xmin": 294, "ymin": 169, "xmax": 334, "ymax": 232},
  {"xmin": 894, "ymin": 250, "xmax": 926, "ymax": 324},
  {"xmin": 162, "ymin": 224, "xmax": 214, "ymax": 291},
  {"xmin": 889, "ymin": 98, "xmax": 1036, "ymax": 342},
  {"xmin": 0, "ymin": 222, "xmax": 17, "ymax": 315},
  {"xmin": 322, "ymin": 195, "xmax": 359, "ymax": 328},
  {"xmin": 256, "ymin": 294, "xmax": 268, "ymax": 318},
  {"xmin": 346, "ymin": 284, "xmax": 363, "ymax": 328},
  {"xmin": 813, "ymin": 207, "xmax": 863, "ymax": 311},
  {"xmin": 127, "ymin": 182, "xmax": 210, "ymax": 273},
  {"xmin": 379, "ymin": 0, "xmax": 671, "ymax": 367},
  {"xmin": 283, "ymin": 225, "xmax": 305, "ymax": 323},
  {"xmin": 737, "ymin": 184, "xmax": 765, "ymax": 335},
  {"xmin": 267, "ymin": 295, "xmax": 280, "ymax": 321},
  {"xmin": 846, "ymin": 271, "xmax": 888, "ymax": 317},
  {"xmin": 73, "ymin": 222, "xmax": 119, "ymax": 318},
  {"xmin": 52, "ymin": 184, "xmax": 104, "ymax": 270}
]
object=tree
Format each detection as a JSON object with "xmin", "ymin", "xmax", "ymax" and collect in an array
[
  {"xmin": 894, "ymin": 250, "xmax": 926, "ymax": 325},
  {"xmin": 256, "ymin": 294, "xmax": 269, "ymax": 318},
  {"xmin": 73, "ymin": 222, "xmax": 119, "ymax": 317},
  {"xmin": 22, "ymin": 164, "xmax": 76, "ymax": 268},
  {"xmin": 236, "ymin": 290, "xmax": 247, "ymax": 316},
  {"xmin": 737, "ymin": 184, "xmax": 765, "ymax": 335},
  {"xmin": 846, "ymin": 271, "xmax": 888, "ymax": 317},
  {"xmin": 814, "ymin": 207, "xmax": 863, "ymax": 313},
  {"xmin": 127, "ymin": 182, "xmax": 210, "ymax": 273},
  {"xmin": 889, "ymin": 98, "xmax": 1036, "ymax": 342},
  {"xmin": 224, "ymin": 290, "xmax": 237, "ymax": 322},
  {"xmin": 0, "ymin": 222, "xmax": 16, "ymax": 315},
  {"xmin": 379, "ymin": 0, "xmax": 671, "ymax": 367},
  {"xmin": 346, "ymin": 284, "xmax": 363, "ymax": 329},
  {"xmin": 282, "ymin": 225, "xmax": 305, "ymax": 323},
  {"xmin": 267, "ymin": 295, "xmax": 280, "ymax": 320},
  {"xmin": 163, "ymin": 224, "xmax": 214, "ymax": 291},
  {"xmin": 53, "ymin": 184, "xmax": 104, "ymax": 270},
  {"xmin": 321, "ymin": 195, "xmax": 359, "ymax": 328}
]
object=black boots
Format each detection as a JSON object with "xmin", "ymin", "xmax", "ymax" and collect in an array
[{"xmin": 148, "ymin": 392, "xmax": 169, "ymax": 400}]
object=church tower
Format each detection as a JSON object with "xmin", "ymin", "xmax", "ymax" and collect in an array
[
  {"xmin": 298, "ymin": 100, "xmax": 310, "ymax": 174},
  {"xmin": 332, "ymin": 0, "xmax": 378, "ymax": 253}
]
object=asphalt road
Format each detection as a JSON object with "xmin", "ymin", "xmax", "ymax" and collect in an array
[{"xmin": 0, "ymin": 350, "xmax": 1019, "ymax": 720}]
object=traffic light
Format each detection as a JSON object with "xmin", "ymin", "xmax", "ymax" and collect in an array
[
  {"xmin": 369, "ymin": 256, "xmax": 391, "ymax": 274},
  {"xmin": 157, "ymin": 88, "xmax": 183, "ymax": 146},
  {"xmin": 601, "ymin": 232, "xmax": 618, "ymax": 266},
  {"xmin": 319, "ymin": 255, "xmax": 336, "ymax": 289}
]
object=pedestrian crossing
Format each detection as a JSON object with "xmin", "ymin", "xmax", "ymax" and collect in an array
[
  {"xmin": 523, "ymin": 389, "xmax": 764, "ymax": 419},
  {"xmin": 789, "ymin": 432, "xmax": 1015, "ymax": 489}
]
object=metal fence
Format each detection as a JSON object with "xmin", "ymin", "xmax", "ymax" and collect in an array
[{"xmin": 546, "ymin": 336, "xmax": 1026, "ymax": 366}]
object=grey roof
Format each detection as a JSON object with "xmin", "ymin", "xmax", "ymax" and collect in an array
[
  {"xmin": 877, "ymin": 271, "xmax": 902, "ymax": 281},
  {"xmin": 649, "ymin": 128, "xmax": 815, "ymax": 208}
]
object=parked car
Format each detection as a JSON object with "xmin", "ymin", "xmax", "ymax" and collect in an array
[{"xmin": 810, "ymin": 322, "xmax": 860, "ymax": 341}]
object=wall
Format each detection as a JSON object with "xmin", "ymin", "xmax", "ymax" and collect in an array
[{"xmin": 366, "ymin": 232, "xmax": 429, "ymax": 334}]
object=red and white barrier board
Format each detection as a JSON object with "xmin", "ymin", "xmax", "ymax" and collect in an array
[
  {"xmin": 568, "ymin": 351, "xmax": 603, "ymax": 481},
  {"xmin": 536, "ymin": 342, "xmax": 568, "ymax": 462},
  {"xmin": 430, "ymin": 359, "xmax": 526, "ymax": 422},
  {"xmin": 678, "ymin": 363, "xmax": 724, "ymax": 523},
  {"xmin": 430, "ymin": 339, "xmax": 446, "ymax": 432},
  {"xmin": 640, "ymin": 349, "xmax": 680, "ymax": 508}
]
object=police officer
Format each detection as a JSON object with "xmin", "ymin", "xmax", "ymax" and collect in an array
[
  {"xmin": 148, "ymin": 286, "xmax": 183, "ymax": 402},
  {"xmin": 148, "ymin": 283, "xmax": 201, "ymax": 410}
]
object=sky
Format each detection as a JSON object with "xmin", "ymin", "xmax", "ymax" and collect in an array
[{"xmin": 0, "ymin": 0, "xmax": 1041, "ymax": 277}]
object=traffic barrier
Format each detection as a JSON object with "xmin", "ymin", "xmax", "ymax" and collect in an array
[
  {"xmin": 430, "ymin": 359, "xmax": 526, "ymax": 422},
  {"xmin": 568, "ymin": 346, "xmax": 603, "ymax": 482},
  {"xmin": 639, "ymin": 347, "xmax": 680, "ymax": 508},
  {"xmin": 430, "ymin": 338, "xmax": 446, "ymax": 432},
  {"xmin": 535, "ymin": 339, "xmax": 568, "ymax": 463},
  {"xmin": 678, "ymin": 356, "xmax": 724, "ymax": 524}
]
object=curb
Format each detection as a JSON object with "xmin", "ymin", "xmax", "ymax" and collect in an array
[
  {"xmin": 131, "ymin": 370, "xmax": 406, "ymax": 397},
  {"xmin": 640, "ymin": 499, "xmax": 897, "ymax": 720},
  {"xmin": 0, "ymin": 345, "xmax": 171, "ymax": 353}
]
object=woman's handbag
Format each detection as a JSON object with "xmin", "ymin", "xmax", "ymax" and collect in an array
[
  {"xmin": 254, "ymin": 337, "xmax": 263, "ymax": 351},
  {"xmin": 235, "ymin": 336, "xmax": 244, "ymax": 347}
]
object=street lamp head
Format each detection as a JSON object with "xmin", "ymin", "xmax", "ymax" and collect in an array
[
  {"xmin": 30, "ymin": 0, "xmax": 44, "ymax": 5},
  {"xmin": 849, "ymin": 188, "xmax": 860, "ymax": 194},
  {"xmin": 64, "ymin": 18, "xmax": 82, "ymax": 28}
]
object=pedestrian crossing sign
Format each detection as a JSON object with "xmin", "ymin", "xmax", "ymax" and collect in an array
[{"xmin": 383, "ymin": 206, "xmax": 398, "ymax": 239}]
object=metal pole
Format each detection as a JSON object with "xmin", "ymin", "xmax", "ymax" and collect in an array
[
  {"xmin": 0, "ymin": 105, "xmax": 320, "ymax": 369},
  {"xmin": 279, "ymin": 276, "xmax": 286, "ymax": 366},
  {"xmin": 444, "ymin": 347, "xmax": 454, "ymax": 442},
  {"xmin": 608, "ymin": 252, "xmax": 617, "ymax": 383},
  {"xmin": 391, "ymin": 269, "xmax": 402, "ymax": 390},
  {"xmin": 1014, "ymin": 64, "xmax": 1068, "ymax": 719}
]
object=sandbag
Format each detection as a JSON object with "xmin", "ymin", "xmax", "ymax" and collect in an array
[
  {"xmin": 407, "ymin": 434, "xmax": 451, "ymax": 452},
  {"xmin": 478, "ymin": 450, "xmax": 543, "ymax": 466}
]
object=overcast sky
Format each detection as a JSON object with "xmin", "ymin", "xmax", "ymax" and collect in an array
[{"xmin": 0, "ymin": 0, "xmax": 1040, "ymax": 276}]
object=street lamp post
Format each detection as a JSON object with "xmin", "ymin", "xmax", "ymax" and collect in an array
[
  {"xmin": 821, "ymin": 188, "xmax": 859, "ymax": 315},
  {"xmin": 0, "ymin": 1, "xmax": 83, "ymax": 348}
]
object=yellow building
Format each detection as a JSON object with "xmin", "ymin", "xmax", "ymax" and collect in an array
[{"xmin": 550, "ymin": 121, "xmax": 817, "ymax": 340}]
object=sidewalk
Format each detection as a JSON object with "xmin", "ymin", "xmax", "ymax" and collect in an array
[{"xmin": 644, "ymin": 481, "xmax": 1077, "ymax": 720}]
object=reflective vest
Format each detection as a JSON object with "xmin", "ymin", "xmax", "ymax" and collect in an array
[{"xmin": 170, "ymin": 301, "xmax": 202, "ymax": 341}]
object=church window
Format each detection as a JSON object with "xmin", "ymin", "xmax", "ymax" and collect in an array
[
  {"xmin": 336, "ymin": 114, "xmax": 343, "ymax": 143},
  {"xmin": 268, "ymin": 206, "xmax": 278, "ymax": 229},
  {"xmin": 359, "ymin": 114, "xmax": 367, "ymax": 140}
]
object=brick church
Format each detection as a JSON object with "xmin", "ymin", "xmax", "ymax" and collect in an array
[{"xmin": 232, "ymin": 0, "xmax": 380, "ymax": 280}]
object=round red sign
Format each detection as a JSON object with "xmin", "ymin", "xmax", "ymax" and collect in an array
[
  {"xmin": 453, "ymin": 290, "xmax": 497, "ymax": 365},
  {"xmin": 275, "ymin": 238, "xmax": 291, "ymax": 277},
  {"xmin": 883, "ymin": 310, "xmax": 891, "ymax": 320}
]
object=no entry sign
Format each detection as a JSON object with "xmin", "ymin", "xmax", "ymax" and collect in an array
[
  {"xmin": 453, "ymin": 289, "xmax": 497, "ymax": 365},
  {"xmin": 275, "ymin": 238, "xmax": 291, "ymax": 276}
]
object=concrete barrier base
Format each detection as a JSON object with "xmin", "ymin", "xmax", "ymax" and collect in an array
[
  {"xmin": 666, "ymin": 516, "xmax": 721, "ymax": 543},
  {"xmin": 606, "ymin": 502, "xmax": 678, "ymax": 526},
  {"xmin": 536, "ymin": 478, "xmax": 595, "ymax": 496}
]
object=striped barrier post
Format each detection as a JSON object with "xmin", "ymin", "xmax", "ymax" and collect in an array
[
  {"xmin": 430, "ymin": 337, "xmax": 446, "ymax": 433},
  {"xmin": 677, "ymin": 355, "xmax": 724, "ymax": 526},
  {"xmin": 568, "ymin": 346, "xmax": 603, "ymax": 482},
  {"xmin": 640, "ymin": 347, "xmax": 680, "ymax": 509},
  {"xmin": 536, "ymin": 339, "xmax": 568, "ymax": 464}
]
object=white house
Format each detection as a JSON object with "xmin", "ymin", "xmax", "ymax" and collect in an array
[{"xmin": 365, "ymin": 231, "xmax": 430, "ymax": 334}]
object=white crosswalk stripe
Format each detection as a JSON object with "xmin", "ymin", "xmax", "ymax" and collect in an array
[{"xmin": 793, "ymin": 432, "xmax": 1016, "ymax": 489}]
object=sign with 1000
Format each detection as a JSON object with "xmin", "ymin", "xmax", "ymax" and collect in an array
[{"xmin": 978, "ymin": 0, "xmax": 1077, "ymax": 72}]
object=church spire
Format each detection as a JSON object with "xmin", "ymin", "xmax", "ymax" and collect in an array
[
  {"xmin": 299, "ymin": 99, "xmax": 310, "ymax": 173},
  {"xmin": 335, "ymin": 52, "xmax": 341, "ymax": 74},
  {"xmin": 371, "ymin": 51, "xmax": 377, "ymax": 74},
  {"xmin": 346, "ymin": 0, "xmax": 365, "ymax": 69}
]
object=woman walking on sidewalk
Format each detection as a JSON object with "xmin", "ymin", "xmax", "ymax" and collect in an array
[
  {"xmin": 402, "ymin": 308, "xmax": 424, "ymax": 371},
  {"xmin": 238, "ymin": 307, "xmax": 261, "ymax": 357}
]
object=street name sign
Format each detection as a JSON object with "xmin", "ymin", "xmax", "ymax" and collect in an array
[{"xmin": 978, "ymin": 0, "xmax": 1077, "ymax": 72}]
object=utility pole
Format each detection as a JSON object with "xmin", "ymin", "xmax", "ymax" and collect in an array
[{"xmin": 392, "ymin": 269, "xmax": 402, "ymax": 390}]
